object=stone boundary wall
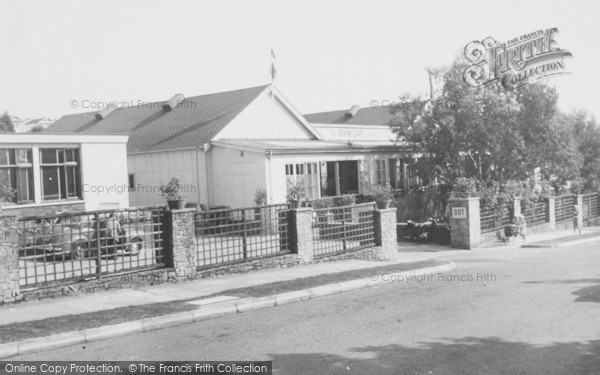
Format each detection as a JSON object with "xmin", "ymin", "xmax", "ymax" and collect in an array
[{"xmin": 1, "ymin": 206, "xmax": 394, "ymax": 304}]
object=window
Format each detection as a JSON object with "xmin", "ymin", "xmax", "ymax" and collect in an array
[
  {"xmin": 285, "ymin": 162, "xmax": 320, "ymax": 199},
  {"xmin": 304, "ymin": 163, "xmax": 319, "ymax": 198},
  {"xmin": 0, "ymin": 149, "xmax": 34, "ymax": 204},
  {"xmin": 128, "ymin": 174, "xmax": 135, "ymax": 189},
  {"xmin": 39, "ymin": 148, "xmax": 81, "ymax": 201},
  {"xmin": 375, "ymin": 159, "xmax": 388, "ymax": 186},
  {"xmin": 358, "ymin": 161, "xmax": 369, "ymax": 193}
]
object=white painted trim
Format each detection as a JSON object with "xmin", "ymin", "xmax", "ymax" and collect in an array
[
  {"xmin": 269, "ymin": 86, "xmax": 324, "ymax": 140},
  {"xmin": 312, "ymin": 123, "xmax": 392, "ymax": 130},
  {"xmin": 127, "ymin": 146, "xmax": 200, "ymax": 155},
  {"xmin": 0, "ymin": 134, "xmax": 128, "ymax": 145},
  {"xmin": 2, "ymin": 199, "xmax": 84, "ymax": 211},
  {"xmin": 210, "ymin": 140, "xmax": 267, "ymax": 154}
]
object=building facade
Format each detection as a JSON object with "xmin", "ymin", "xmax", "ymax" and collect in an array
[
  {"xmin": 48, "ymin": 85, "xmax": 417, "ymax": 209},
  {"xmin": 0, "ymin": 133, "xmax": 129, "ymax": 216}
]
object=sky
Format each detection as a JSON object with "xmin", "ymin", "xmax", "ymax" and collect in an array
[{"xmin": 1, "ymin": 0, "xmax": 599, "ymax": 120}]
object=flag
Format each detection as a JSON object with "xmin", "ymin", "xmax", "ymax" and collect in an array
[{"xmin": 270, "ymin": 48, "xmax": 277, "ymax": 81}]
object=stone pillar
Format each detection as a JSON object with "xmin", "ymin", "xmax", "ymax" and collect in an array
[
  {"xmin": 576, "ymin": 194, "xmax": 584, "ymax": 229},
  {"xmin": 0, "ymin": 212, "xmax": 20, "ymax": 304},
  {"xmin": 546, "ymin": 197, "xmax": 556, "ymax": 230},
  {"xmin": 448, "ymin": 197, "xmax": 480, "ymax": 249},
  {"xmin": 513, "ymin": 198, "xmax": 521, "ymax": 220},
  {"xmin": 288, "ymin": 208, "xmax": 314, "ymax": 263},
  {"xmin": 165, "ymin": 208, "xmax": 198, "ymax": 280},
  {"xmin": 374, "ymin": 208, "xmax": 397, "ymax": 260}
]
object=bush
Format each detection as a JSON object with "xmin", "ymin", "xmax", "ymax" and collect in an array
[
  {"xmin": 333, "ymin": 195, "xmax": 355, "ymax": 207},
  {"xmin": 253, "ymin": 188, "xmax": 267, "ymax": 205},
  {"xmin": 450, "ymin": 177, "xmax": 553, "ymax": 225},
  {"xmin": 396, "ymin": 189, "xmax": 450, "ymax": 222},
  {"xmin": 159, "ymin": 177, "xmax": 185, "ymax": 201},
  {"xmin": 310, "ymin": 198, "xmax": 334, "ymax": 209},
  {"xmin": 286, "ymin": 181, "xmax": 305, "ymax": 202}
]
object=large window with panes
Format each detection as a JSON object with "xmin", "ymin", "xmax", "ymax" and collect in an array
[
  {"xmin": 285, "ymin": 162, "xmax": 320, "ymax": 199},
  {"xmin": 0, "ymin": 148, "xmax": 34, "ymax": 204},
  {"xmin": 40, "ymin": 148, "xmax": 81, "ymax": 201},
  {"xmin": 375, "ymin": 159, "xmax": 388, "ymax": 186}
]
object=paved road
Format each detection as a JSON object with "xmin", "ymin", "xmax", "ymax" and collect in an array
[{"xmin": 12, "ymin": 241, "xmax": 600, "ymax": 375}]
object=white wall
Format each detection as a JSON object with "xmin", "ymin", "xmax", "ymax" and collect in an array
[
  {"xmin": 0, "ymin": 134, "xmax": 129, "ymax": 212},
  {"xmin": 127, "ymin": 149, "xmax": 208, "ymax": 207},
  {"xmin": 209, "ymin": 145, "xmax": 267, "ymax": 208},
  {"xmin": 214, "ymin": 91, "xmax": 315, "ymax": 140},
  {"xmin": 80, "ymin": 142, "xmax": 129, "ymax": 210}
]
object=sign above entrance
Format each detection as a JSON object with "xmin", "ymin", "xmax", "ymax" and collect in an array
[{"xmin": 313, "ymin": 125, "xmax": 395, "ymax": 141}]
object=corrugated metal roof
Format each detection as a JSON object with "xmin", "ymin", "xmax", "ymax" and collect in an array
[
  {"xmin": 48, "ymin": 85, "xmax": 270, "ymax": 153},
  {"xmin": 304, "ymin": 106, "xmax": 396, "ymax": 126}
]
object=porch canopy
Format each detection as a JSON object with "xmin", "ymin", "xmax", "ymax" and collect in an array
[
  {"xmin": 211, "ymin": 138, "xmax": 413, "ymax": 154},
  {"xmin": 212, "ymin": 139, "xmax": 421, "ymax": 199}
]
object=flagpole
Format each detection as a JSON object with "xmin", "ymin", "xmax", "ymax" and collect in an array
[{"xmin": 270, "ymin": 48, "xmax": 276, "ymax": 114}]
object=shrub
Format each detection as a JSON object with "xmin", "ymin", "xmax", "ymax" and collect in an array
[
  {"xmin": 159, "ymin": 177, "xmax": 185, "ymax": 201},
  {"xmin": 286, "ymin": 181, "xmax": 305, "ymax": 202},
  {"xmin": 0, "ymin": 185, "xmax": 16, "ymax": 205},
  {"xmin": 396, "ymin": 189, "xmax": 450, "ymax": 222},
  {"xmin": 253, "ymin": 188, "xmax": 267, "ymax": 205},
  {"xmin": 310, "ymin": 198, "xmax": 334, "ymax": 210},
  {"xmin": 450, "ymin": 177, "xmax": 553, "ymax": 225},
  {"xmin": 372, "ymin": 189, "xmax": 394, "ymax": 203},
  {"xmin": 333, "ymin": 195, "xmax": 355, "ymax": 207}
]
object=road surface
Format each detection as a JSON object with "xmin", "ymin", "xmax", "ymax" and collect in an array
[{"xmin": 11, "ymin": 241, "xmax": 600, "ymax": 374}]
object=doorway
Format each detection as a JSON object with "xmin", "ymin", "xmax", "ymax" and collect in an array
[{"xmin": 322, "ymin": 161, "xmax": 359, "ymax": 196}]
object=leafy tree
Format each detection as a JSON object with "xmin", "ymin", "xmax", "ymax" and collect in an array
[
  {"xmin": 390, "ymin": 57, "xmax": 580, "ymax": 186},
  {"xmin": 29, "ymin": 125, "xmax": 45, "ymax": 132},
  {"xmin": 391, "ymin": 58, "xmax": 526, "ymax": 184},
  {"xmin": 0, "ymin": 112, "xmax": 15, "ymax": 132},
  {"xmin": 565, "ymin": 110, "xmax": 600, "ymax": 191}
]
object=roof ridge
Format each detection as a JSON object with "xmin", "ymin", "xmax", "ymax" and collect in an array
[
  {"xmin": 57, "ymin": 84, "xmax": 271, "ymax": 119},
  {"xmin": 48, "ymin": 84, "xmax": 271, "ymax": 153}
]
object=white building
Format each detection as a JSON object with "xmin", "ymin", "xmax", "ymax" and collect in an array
[
  {"xmin": 0, "ymin": 133, "xmax": 129, "ymax": 216},
  {"xmin": 9, "ymin": 116, "xmax": 55, "ymax": 133},
  {"xmin": 48, "ymin": 85, "xmax": 416, "ymax": 208}
]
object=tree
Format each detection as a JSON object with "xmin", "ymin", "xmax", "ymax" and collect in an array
[
  {"xmin": 0, "ymin": 112, "xmax": 15, "ymax": 132},
  {"xmin": 390, "ymin": 56, "xmax": 578, "ymax": 186},
  {"xmin": 564, "ymin": 109, "xmax": 600, "ymax": 191}
]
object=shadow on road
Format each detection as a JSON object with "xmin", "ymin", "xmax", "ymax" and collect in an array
[
  {"xmin": 269, "ymin": 337, "xmax": 600, "ymax": 375},
  {"xmin": 524, "ymin": 277, "xmax": 600, "ymax": 304}
]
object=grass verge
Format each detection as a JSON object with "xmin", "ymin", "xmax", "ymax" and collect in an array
[{"xmin": 0, "ymin": 259, "xmax": 444, "ymax": 343}]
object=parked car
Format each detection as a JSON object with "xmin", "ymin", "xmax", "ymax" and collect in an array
[{"xmin": 22, "ymin": 211, "xmax": 146, "ymax": 260}]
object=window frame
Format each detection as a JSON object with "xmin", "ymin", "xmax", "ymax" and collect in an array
[
  {"xmin": 285, "ymin": 162, "xmax": 320, "ymax": 199},
  {"xmin": 0, "ymin": 148, "xmax": 34, "ymax": 204},
  {"xmin": 375, "ymin": 159, "xmax": 388, "ymax": 186},
  {"xmin": 39, "ymin": 148, "xmax": 81, "ymax": 202}
]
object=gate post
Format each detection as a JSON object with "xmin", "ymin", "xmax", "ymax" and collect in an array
[
  {"xmin": 546, "ymin": 197, "xmax": 556, "ymax": 230},
  {"xmin": 288, "ymin": 208, "xmax": 314, "ymax": 263},
  {"xmin": 576, "ymin": 194, "xmax": 584, "ymax": 229},
  {"xmin": 448, "ymin": 197, "xmax": 480, "ymax": 249},
  {"xmin": 0, "ymin": 212, "xmax": 21, "ymax": 304},
  {"xmin": 513, "ymin": 198, "xmax": 521, "ymax": 219},
  {"xmin": 167, "ymin": 208, "xmax": 198, "ymax": 280},
  {"xmin": 374, "ymin": 207, "xmax": 397, "ymax": 260}
]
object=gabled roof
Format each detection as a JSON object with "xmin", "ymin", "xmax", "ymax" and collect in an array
[
  {"xmin": 304, "ymin": 106, "xmax": 396, "ymax": 126},
  {"xmin": 48, "ymin": 85, "xmax": 270, "ymax": 153},
  {"xmin": 25, "ymin": 118, "xmax": 53, "ymax": 125}
]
